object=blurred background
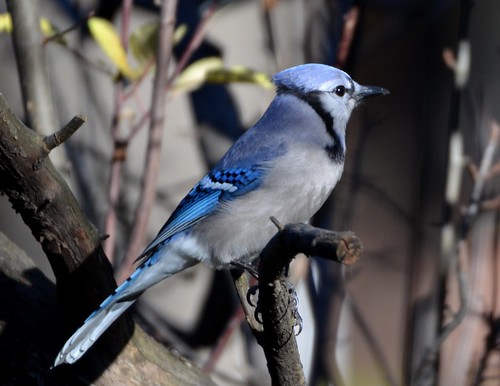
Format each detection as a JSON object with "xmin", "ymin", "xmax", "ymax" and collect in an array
[{"xmin": 1, "ymin": 0, "xmax": 500, "ymax": 385}]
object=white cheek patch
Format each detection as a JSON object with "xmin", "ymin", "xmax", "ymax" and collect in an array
[
  {"xmin": 317, "ymin": 93, "xmax": 352, "ymax": 127},
  {"xmin": 318, "ymin": 93, "xmax": 350, "ymax": 113}
]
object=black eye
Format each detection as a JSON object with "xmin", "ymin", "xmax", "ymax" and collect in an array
[{"xmin": 334, "ymin": 85, "xmax": 346, "ymax": 97}]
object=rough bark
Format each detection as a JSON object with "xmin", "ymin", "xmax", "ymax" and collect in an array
[
  {"xmin": 0, "ymin": 94, "xmax": 215, "ymax": 385},
  {"xmin": 257, "ymin": 220, "xmax": 362, "ymax": 386}
]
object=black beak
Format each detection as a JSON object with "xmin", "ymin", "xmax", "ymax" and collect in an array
[{"xmin": 355, "ymin": 85, "xmax": 390, "ymax": 100}]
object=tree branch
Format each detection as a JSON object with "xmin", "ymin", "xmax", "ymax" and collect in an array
[
  {"xmin": 416, "ymin": 120, "xmax": 500, "ymax": 383},
  {"xmin": 117, "ymin": 0, "xmax": 179, "ymax": 282},
  {"xmin": 0, "ymin": 94, "xmax": 215, "ymax": 384},
  {"xmin": 257, "ymin": 218, "xmax": 362, "ymax": 385},
  {"xmin": 103, "ymin": 0, "xmax": 134, "ymax": 263},
  {"xmin": 6, "ymin": 0, "xmax": 57, "ymax": 136},
  {"xmin": 43, "ymin": 115, "xmax": 86, "ymax": 153}
]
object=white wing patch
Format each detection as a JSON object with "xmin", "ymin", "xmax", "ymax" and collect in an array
[{"xmin": 200, "ymin": 175, "xmax": 238, "ymax": 192}]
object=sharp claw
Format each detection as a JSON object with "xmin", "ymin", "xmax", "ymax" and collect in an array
[
  {"xmin": 254, "ymin": 306, "xmax": 263, "ymax": 324},
  {"xmin": 246, "ymin": 279, "xmax": 304, "ymax": 332},
  {"xmin": 246, "ymin": 285, "xmax": 259, "ymax": 307},
  {"xmin": 294, "ymin": 313, "xmax": 303, "ymax": 336},
  {"xmin": 286, "ymin": 281, "xmax": 303, "ymax": 336}
]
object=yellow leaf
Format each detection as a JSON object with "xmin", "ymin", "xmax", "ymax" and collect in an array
[
  {"xmin": 173, "ymin": 23, "xmax": 187, "ymax": 45},
  {"xmin": 129, "ymin": 20, "xmax": 159, "ymax": 64},
  {"xmin": 0, "ymin": 13, "xmax": 12, "ymax": 33},
  {"xmin": 174, "ymin": 57, "xmax": 224, "ymax": 93},
  {"xmin": 206, "ymin": 66, "xmax": 273, "ymax": 89},
  {"xmin": 175, "ymin": 60, "xmax": 273, "ymax": 93},
  {"xmin": 129, "ymin": 22, "xmax": 187, "ymax": 66},
  {"xmin": 0, "ymin": 13, "xmax": 62, "ymax": 43},
  {"xmin": 40, "ymin": 18, "xmax": 56, "ymax": 37},
  {"xmin": 87, "ymin": 17, "xmax": 141, "ymax": 80}
]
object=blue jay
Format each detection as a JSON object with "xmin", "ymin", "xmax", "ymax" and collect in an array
[{"xmin": 53, "ymin": 63, "xmax": 388, "ymax": 366}]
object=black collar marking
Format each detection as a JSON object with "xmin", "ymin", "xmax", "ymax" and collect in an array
[{"xmin": 278, "ymin": 87, "xmax": 345, "ymax": 163}]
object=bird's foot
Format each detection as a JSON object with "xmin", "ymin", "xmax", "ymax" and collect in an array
[
  {"xmin": 247, "ymin": 280, "xmax": 303, "ymax": 334},
  {"xmin": 286, "ymin": 281, "xmax": 303, "ymax": 335},
  {"xmin": 246, "ymin": 285, "xmax": 263, "ymax": 324}
]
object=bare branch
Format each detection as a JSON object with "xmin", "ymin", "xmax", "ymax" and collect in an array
[
  {"xmin": 256, "ymin": 220, "xmax": 362, "ymax": 385},
  {"xmin": 202, "ymin": 270, "xmax": 259, "ymax": 374},
  {"xmin": 417, "ymin": 120, "xmax": 500, "ymax": 383},
  {"xmin": 6, "ymin": 0, "xmax": 57, "ymax": 135},
  {"xmin": 124, "ymin": 1, "xmax": 218, "ymax": 143},
  {"xmin": 168, "ymin": 1, "xmax": 218, "ymax": 86},
  {"xmin": 0, "ymin": 93, "xmax": 216, "ymax": 384},
  {"xmin": 117, "ymin": 0, "xmax": 179, "ymax": 282},
  {"xmin": 463, "ymin": 120, "xmax": 500, "ymax": 225},
  {"xmin": 43, "ymin": 115, "xmax": 86, "ymax": 153},
  {"xmin": 347, "ymin": 294, "xmax": 399, "ymax": 386},
  {"xmin": 103, "ymin": 0, "xmax": 135, "ymax": 263},
  {"xmin": 43, "ymin": 11, "xmax": 96, "ymax": 45}
]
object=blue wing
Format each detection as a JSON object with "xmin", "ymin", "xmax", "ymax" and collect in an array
[{"xmin": 136, "ymin": 165, "xmax": 266, "ymax": 263}]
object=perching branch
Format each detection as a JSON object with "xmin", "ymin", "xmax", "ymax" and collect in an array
[{"xmin": 255, "ymin": 218, "xmax": 362, "ymax": 386}]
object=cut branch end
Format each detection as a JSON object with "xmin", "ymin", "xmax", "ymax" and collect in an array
[{"xmin": 43, "ymin": 114, "xmax": 86, "ymax": 153}]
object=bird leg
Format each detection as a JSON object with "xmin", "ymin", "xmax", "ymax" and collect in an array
[{"xmin": 231, "ymin": 260, "xmax": 259, "ymax": 279}]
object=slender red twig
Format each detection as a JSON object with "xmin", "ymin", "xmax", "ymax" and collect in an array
[
  {"xmin": 203, "ymin": 273, "xmax": 259, "ymax": 373},
  {"xmin": 125, "ymin": 1, "xmax": 218, "ymax": 143},
  {"xmin": 113, "ymin": 1, "xmax": 218, "ymax": 281},
  {"xmin": 116, "ymin": 0, "xmax": 179, "ymax": 283},
  {"xmin": 167, "ymin": 1, "xmax": 218, "ymax": 88},
  {"xmin": 202, "ymin": 305, "xmax": 246, "ymax": 373},
  {"xmin": 104, "ymin": 0, "xmax": 134, "ymax": 263},
  {"xmin": 120, "ymin": 0, "xmax": 133, "ymax": 49},
  {"xmin": 42, "ymin": 10, "xmax": 96, "ymax": 45}
]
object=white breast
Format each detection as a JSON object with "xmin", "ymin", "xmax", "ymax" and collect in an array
[{"xmin": 192, "ymin": 146, "xmax": 344, "ymax": 268}]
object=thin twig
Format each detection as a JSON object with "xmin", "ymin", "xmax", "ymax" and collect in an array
[
  {"xmin": 120, "ymin": 0, "xmax": 133, "ymax": 49},
  {"xmin": 126, "ymin": 105, "xmax": 151, "ymax": 142},
  {"xmin": 42, "ymin": 10, "xmax": 95, "ymax": 45},
  {"xmin": 203, "ymin": 270, "xmax": 260, "ymax": 374},
  {"xmin": 117, "ymin": 0, "xmax": 179, "ymax": 282},
  {"xmin": 462, "ymin": 120, "xmax": 500, "ymax": 229},
  {"xmin": 167, "ymin": 1, "xmax": 218, "ymax": 89},
  {"xmin": 103, "ymin": 0, "xmax": 135, "ymax": 263},
  {"xmin": 6, "ymin": 0, "xmax": 57, "ymax": 136},
  {"xmin": 202, "ymin": 304, "xmax": 246, "ymax": 373},
  {"xmin": 125, "ymin": 1, "xmax": 218, "ymax": 143},
  {"xmin": 104, "ymin": 138, "xmax": 126, "ymax": 262},
  {"xmin": 416, "ymin": 120, "xmax": 500, "ymax": 383},
  {"xmin": 347, "ymin": 294, "xmax": 399, "ymax": 386},
  {"xmin": 43, "ymin": 115, "xmax": 86, "ymax": 153}
]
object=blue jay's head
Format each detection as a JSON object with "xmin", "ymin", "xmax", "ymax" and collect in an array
[{"xmin": 273, "ymin": 63, "xmax": 388, "ymax": 130}]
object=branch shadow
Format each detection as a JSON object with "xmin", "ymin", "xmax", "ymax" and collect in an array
[{"xmin": 0, "ymin": 250, "xmax": 134, "ymax": 385}]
